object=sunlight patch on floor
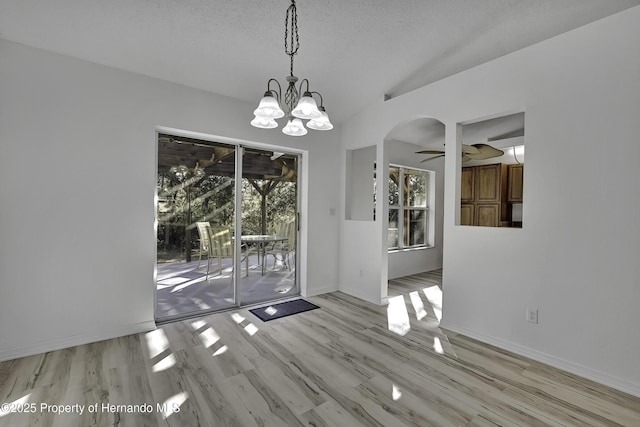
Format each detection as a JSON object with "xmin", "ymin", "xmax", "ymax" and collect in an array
[
  {"xmin": 170, "ymin": 276, "xmax": 208, "ymax": 293},
  {"xmin": 145, "ymin": 329, "xmax": 170, "ymax": 359},
  {"xmin": 159, "ymin": 276, "xmax": 190, "ymax": 286},
  {"xmin": 387, "ymin": 295, "xmax": 411, "ymax": 336},
  {"xmin": 0, "ymin": 393, "xmax": 31, "ymax": 418},
  {"xmin": 196, "ymin": 325, "xmax": 220, "ymax": 349},
  {"xmin": 231, "ymin": 312, "xmax": 260, "ymax": 336},
  {"xmin": 433, "ymin": 337, "xmax": 444, "ymax": 354},
  {"xmin": 409, "ymin": 291, "xmax": 427, "ymax": 320},
  {"xmin": 207, "ymin": 270, "xmax": 233, "ymax": 280},
  {"xmin": 423, "ymin": 286, "xmax": 442, "ymax": 321},
  {"xmin": 160, "ymin": 391, "xmax": 188, "ymax": 419},
  {"xmin": 145, "ymin": 329, "xmax": 177, "ymax": 372},
  {"xmin": 153, "ymin": 354, "xmax": 176, "ymax": 372},
  {"xmin": 244, "ymin": 323, "xmax": 259, "ymax": 336},
  {"xmin": 231, "ymin": 313, "xmax": 245, "ymax": 323},
  {"xmin": 190, "ymin": 319, "xmax": 207, "ymax": 330},
  {"xmin": 213, "ymin": 345, "xmax": 228, "ymax": 356}
]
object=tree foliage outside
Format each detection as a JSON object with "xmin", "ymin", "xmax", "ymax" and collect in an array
[
  {"xmin": 157, "ymin": 172, "xmax": 296, "ymax": 262},
  {"xmin": 242, "ymin": 180, "xmax": 296, "ymax": 235},
  {"xmin": 388, "ymin": 166, "xmax": 429, "ymax": 249}
]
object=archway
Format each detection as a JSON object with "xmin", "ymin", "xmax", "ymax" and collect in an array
[{"xmin": 382, "ymin": 116, "xmax": 446, "ymax": 330}]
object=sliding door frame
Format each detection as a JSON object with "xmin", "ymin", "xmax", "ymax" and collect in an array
[
  {"xmin": 234, "ymin": 145, "xmax": 243, "ymax": 306},
  {"xmin": 154, "ymin": 126, "xmax": 307, "ymax": 322}
]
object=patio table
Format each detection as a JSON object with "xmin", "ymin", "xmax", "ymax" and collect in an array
[{"xmin": 241, "ymin": 235, "xmax": 288, "ymax": 275}]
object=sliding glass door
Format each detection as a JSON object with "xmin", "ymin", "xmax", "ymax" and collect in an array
[
  {"xmin": 156, "ymin": 136, "xmax": 237, "ymax": 320},
  {"xmin": 155, "ymin": 134, "xmax": 299, "ymax": 322},
  {"xmin": 239, "ymin": 148, "xmax": 299, "ymax": 306}
]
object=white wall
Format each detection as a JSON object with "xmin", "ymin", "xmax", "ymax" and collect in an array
[
  {"xmin": 0, "ymin": 39, "xmax": 340, "ymax": 361},
  {"xmin": 337, "ymin": 117, "xmax": 386, "ymax": 303},
  {"xmin": 339, "ymin": 6, "xmax": 640, "ymax": 397}
]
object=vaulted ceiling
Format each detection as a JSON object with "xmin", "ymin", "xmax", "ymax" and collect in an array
[{"xmin": 1, "ymin": 0, "xmax": 638, "ymax": 125}]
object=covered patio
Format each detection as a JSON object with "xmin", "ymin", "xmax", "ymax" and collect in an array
[{"xmin": 156, "ymin": 250, "xmax": 296, "ymax": 320}]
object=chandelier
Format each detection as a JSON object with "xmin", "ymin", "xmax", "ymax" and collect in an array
[
  {"xmin": 250, "ymin": 0, "xmax": 333, "ymax": 136},
  {"xmin": 169, "ymin": 164, "xmax": 205, "ymax": 181}
]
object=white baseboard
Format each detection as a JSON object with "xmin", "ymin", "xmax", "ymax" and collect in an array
[
  {"xmin": 303, "ymin": 284, "xmax": 339, "ymax": 297},
  {"xmin": 339, "ymin": 285, "xmax": 386, "ymax": 305},
  {"xmin": 439, "ymin": 319, "xmax": 640, "ymax": 398},
  {"xmin": 0, "ymin": 320, "xmax": 157, "ymax": 363}
]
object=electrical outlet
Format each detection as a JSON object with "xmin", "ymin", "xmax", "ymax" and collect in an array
[
  {"xmin": 359, "ymin": 269, "xmax": 365, "ymax": 278},
  {"xmin": 527, "ymin": 308, "xmax": 538, "ymax": 324}
]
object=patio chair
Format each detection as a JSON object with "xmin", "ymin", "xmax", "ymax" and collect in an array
[
  {"xmin": 205, "ymin": 226, "xmax": 250, "ymax": 279},
  {"xmin": 266, "ymin": 220, "xmax": 296, "ymax": 270},
  {"xmin": 283, "ymin": 220, "xmax": 297, "ymax": 269},
  {"xmin": 196, "ymin": 221, "xmax": 211, "ymax": 268},
  {"xmin": 264, "ymin": 221, "xmax": 288, "ymax": 253}
]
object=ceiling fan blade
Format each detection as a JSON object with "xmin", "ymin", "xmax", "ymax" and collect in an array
[
  {"xmin": 420, "ymin": 154, "xmax": 445, "ymax": 163},
  {"xmin": 461, "ymin": 144, "xmax": 481, "ymax": 155},
  {"xmin": 465, "ymin": 143, "xmax": 504, "ymax": 160},
  {"xmin": 416, "ymin": 150, "xmax": 445, "ymax": 155}
]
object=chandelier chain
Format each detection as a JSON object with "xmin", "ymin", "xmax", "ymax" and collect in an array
[{"xmin": 284, "ymin": 0, "xmax": 300, "ymax": 76}]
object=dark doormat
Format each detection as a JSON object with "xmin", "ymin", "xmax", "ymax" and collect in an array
[{"xmin": 249, "ymin": 299, "xmax": 320, "ymax": 322}]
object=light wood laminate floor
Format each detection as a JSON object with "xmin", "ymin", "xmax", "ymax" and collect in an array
[{"xmin": 1, "ymin": 270, "xmax": 639, "ymax": 426}]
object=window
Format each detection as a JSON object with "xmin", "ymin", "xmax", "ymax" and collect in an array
[{"xmin": 388, "ymin": 165, "xmax": 431, "ymax": 250}]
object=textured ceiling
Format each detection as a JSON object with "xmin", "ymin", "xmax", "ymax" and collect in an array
[{"xmin": 1, "ymin": 0, "xmax": 638, "ymax": 126}]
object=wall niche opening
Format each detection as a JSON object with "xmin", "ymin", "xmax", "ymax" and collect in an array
[
  {"xmin": 345, "ymin": 145, "xmax": 376, "ymax": 221},
  {"xmin": 458, "ymin": 112, "xmax": 524, "ymax": 228}
]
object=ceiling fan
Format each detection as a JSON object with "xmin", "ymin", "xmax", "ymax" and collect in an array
[{"xmin": 416, "ymin": 143, "xmax": 504, "ymax": 163}]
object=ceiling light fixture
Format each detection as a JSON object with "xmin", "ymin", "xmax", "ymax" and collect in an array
[
  {"xmin": 169, "ymin": 163, "xmax": 205, "ymax": 181},
  {"xmin": 251, "ymin": 0, "xmax": 333, "ymax": 136}
]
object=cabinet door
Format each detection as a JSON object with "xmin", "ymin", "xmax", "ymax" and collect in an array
[
  {"xmin": 508, "ymin": 164, "xmax": 524, "ymax": 202},
  {"xmin": 476, "ymin": 204, "xmax": 500, "ymax": 227},
  {"xmin": 461, "ymin": 167, "xmax": 475, "ymax": 202},
  {"xmin": 460, "ymin": 204, "xmax": 474, "ymax": 226},
  {"xmin": 475, "ymin": 164, "xmax": 501, "ymax": 202}
]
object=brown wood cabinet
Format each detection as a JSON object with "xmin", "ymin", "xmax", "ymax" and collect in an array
[
  {"xmin": 461, "ymin": 163, "xmax": 510, "ymax": 227},
  {"xmin": 476, "ymin": 204, "xmax": 500, "ymax": 227},
  {"xmin": 507, "ymin": 164, "xmax": 524, "ymax": 202},
  {"xmin": 460, "ymin": 204, "xmax": 474, "ymax": 226},
  {"xmin": 460, "ymin": 167, "xmax": 475, "ymax": 202}
]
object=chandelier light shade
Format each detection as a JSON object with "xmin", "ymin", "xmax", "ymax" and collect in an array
[
  {"xmin": 253, "ymin": 91, "xmax": 285, "ymax": 119},
  {"xmin": 291, "ymin": 91, "xmax": 322, "ymax": 120},
  {"xmin": 282, "ymin": 117, "xmax": 308, "ymax": 136},
  {"xmin": 307, "ymin": 106, "xmax": 334, "ymax": 130},
  {"xmin": 169, "ymin": 163, "xmax": 206, "ymax": 181},
  {"xmin": 250, "ymin": 115, "xmax": 279, "ymax": 129},
  {"xmin": 250, "ymin": 0, "xmax": 332, "ymax": 136}
]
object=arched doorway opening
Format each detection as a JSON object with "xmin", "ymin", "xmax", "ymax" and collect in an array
[{"xmin": 381, "ymin": 116, "xmax": 447, "ymax": 340}]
